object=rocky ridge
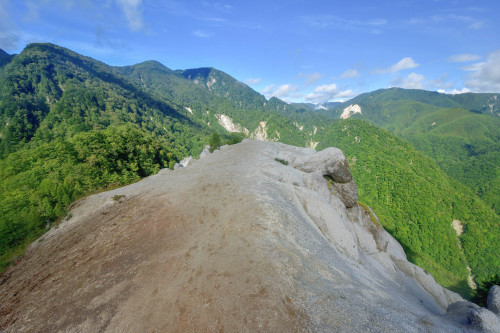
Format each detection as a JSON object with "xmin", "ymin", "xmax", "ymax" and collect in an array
[{"xmin": 0, "ymin": 140, "xmax": 498, "ymax": 332}]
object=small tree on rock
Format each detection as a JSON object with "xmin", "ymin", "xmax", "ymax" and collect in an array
[{"xmin": 209, "ymin": 132, "xmax": 221, "ymax": 153}]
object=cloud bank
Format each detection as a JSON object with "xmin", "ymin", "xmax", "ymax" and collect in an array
[
  {"xmin": 305, "ymin": 83, "xmax": 355, "ymax": 104},
  {"xmin": 262, "ymin": 84, "xmax": 300, "ymax": 102},
  {"xmin": 391, "ymin": 72, "xmax": 425, "ymax": 89},
  {"xmin": 466, "ymin": 49, "xmax": 500, "ymax": 92}
]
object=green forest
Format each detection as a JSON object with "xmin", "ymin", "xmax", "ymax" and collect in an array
[
  {"xmin": 314, "ymin": 120, "xmax": 499, "ymax": 296},
  {"xmin": 323, "ymin": 88, "xmax": 500, "ymax": 213},
  {"xmin": 0, "ymin": 125, "xmax": 170, "ymax": 267}
]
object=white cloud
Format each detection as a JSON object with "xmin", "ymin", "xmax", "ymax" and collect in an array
[
  {"xmin": 192, "ymin": 30, "xmax": 212, "ymax": 38},
  {"xmin": 261, "ymin": 85, "xmax": 275, "ymax": 95},
  {"xmin": 314, "ymin": 83, "xmax": 338, "ymax": 94},
  {"xmin": 262, "ymin": 84, "xmax": 299, "ymax": 102},
  {"xmin": 245, "ymin": 78, "xmax": 261, "ymax": 85},
  {"xmin": 301, "ymin": 15, "xmax": 387, "ymax": 34},
  {"xmin": 305, "ymin": 83, "xmax": 356, "ymax": 104},
  {"xmin": 115, "ymin": 0, "xmax": 144, "ymax": 31},
  {"xmin": 340, "ymin": 68, "xmax": 359, "ymax": 78},
  {"xmin": 0, "ymin": 31, "xmax": 19, "ymax": 50},
  {"xmin": 298, "ymin": 72, "xmax": 323, "ymax": 85},
  {"xmin": 447, "ymin": 54, "xmax": 481, "ymax": 62},
  {"xmin": 391, "ymin": 72, "xmax": 425, "ymax": 89},
  {"xmin": 368, "ymin": 19, "xmax": 387, "ymax": 26},
  {"xmin": 449, "ymin": 14, "xmax": 483, "ymax": 30},
  {"xmin": 336, "ymin": 90, "xmax": 356, "ymax": 98},
  {"xmin": 306, "ymin": 72, "xmax": 322, "ymax": 85},
  {"xmin": 428, "ymin": 73, "xmax": 455, "ymax": 91},
  {"xmin": 429, "ymin": 14, "xmax": 483, "ymax": 30},
  {"xmin": 437, "ymin": 88, "xmax": 470, "ymax": 94},
  {"xmin": 273, "ymin": 84, "xmax": 298, "ymax": 98},
  {"xmin": 465, "ymin": 49, "xmax": 500, "ymax": 92},
  {"xmin": 461, "ymin": 62, "xmax": 485, "ymax": 71},
  {"xmin": 469, "ymin": 21, "xmax": 483, "ymax": 29},
  {"xmin": 202, "ymin": 1, "xmax": 232, "ymax": 13},
  {"xmin": 374, "ymin": 57, "xmax": 419, "ymax": 74}
]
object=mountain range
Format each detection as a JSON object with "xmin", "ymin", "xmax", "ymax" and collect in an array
[{"xmin": 0, "ymin": 43, "xmax": 498, "ymax": 301}]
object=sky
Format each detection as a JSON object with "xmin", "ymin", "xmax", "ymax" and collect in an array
[{"xmin": 1, "ymin": 0, "xmax": 500, "ymax": 104}]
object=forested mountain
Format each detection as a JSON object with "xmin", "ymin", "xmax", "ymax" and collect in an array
[
  {"xmin": 116, "ymin": 61, "xmax": 269, "ymax": 132},
  {"xmin": 116, "ymin": 61, "xmax": 322, "ymax": 135},
  {"xmin": 0, "ymin": 43, "xmax": 217, "ymax": 269},
  {"xmin": 328, "ymin": 88, "xmax": 500, "ymax": 117},
  {"xmin": 314, "ymin": 120, "xmax": 498, "ymax": 295},
  {"xmin": 0, "ymin": 43, "xmax": 212, "ymax": 157},
  {"xmin": 0, "ymin": 43, "xmax": 498, "ymax": 300},
  {"xmin": 323, "ymin": 88, "xmax": 500, "ymax": 213}
]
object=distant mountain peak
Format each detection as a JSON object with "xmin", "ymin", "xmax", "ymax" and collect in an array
[
  {"xmin": 0, "ymin": 49, "xmax": 9, "ymax": 58},
  {"xmin": 180, "ymin": 67, "xmax": 215, "ymax": 80}
]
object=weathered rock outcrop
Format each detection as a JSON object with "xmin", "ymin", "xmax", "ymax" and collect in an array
[
  {"xmin": 287, "ymin": 147, "xmax": 358, "ymax": 207},
  {"xmin": 489, "ymin": 285, "xmax": 500, "ymax": 316},
  {"xmin": 0, "ymin": 140, "xmax": 491, "ymax": 332},
  {"xmin": 468, "ymin": 307, "xmax": 500, "ymax": 333}
]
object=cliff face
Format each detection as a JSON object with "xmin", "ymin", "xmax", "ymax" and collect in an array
[{"xmin": 0, "ymin": 140, "xmax": 489, "ymax": 332}]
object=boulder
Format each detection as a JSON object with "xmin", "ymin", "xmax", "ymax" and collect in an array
[
  {"xmin": 174, "ymin": 156, "xmax": 193, "ymax": 170},
  {"xmin": 468, "ymin": 308, "xmax": 500, "ymax": 333},
  {"xmin": 199, "ymin": 145, "xmax": 210, "ymax": 159},
  {"xmin": 326, "ymin": 159, "xmax": 352, "ymax": 183},
  {"xmin": 180, "ymin": 156, "xmax": 193, "ymax": 167},
  {"xmin": 332, "ymin": 180, "xmax": 358, "ymax": 208},
  {"xmin": 446, "ymin": 301, "xmax": 479, "ymax": 325},
  {"xmin": 488, "ymin": 285, "xmax": 500, "ymax": 316},
  {"xmin": 292, "ymin": 147, "xmax": 352, "ymax": 183}
]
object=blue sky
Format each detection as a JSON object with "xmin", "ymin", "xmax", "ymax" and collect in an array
[{"xmin": 1, "ymin": 0, "xmax": 500, "ymax": 103}]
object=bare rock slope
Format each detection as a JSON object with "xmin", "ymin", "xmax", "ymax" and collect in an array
[{"xmin": 0, "ymin": 140, "xmax": 494, "ymax": 332}]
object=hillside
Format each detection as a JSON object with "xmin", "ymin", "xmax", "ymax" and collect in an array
[
  {"xmin": 0, "ymin": 43, "xmax": 216, "ymax": 270},
  {"xmin": 314, "ymin": 120, "xmax": 499, "ymax": 294},
  {"xmin": 3, "ymin": 140, "xmax": 494, "ymax": 332},
  {"xmin": 0, "ymin": 43, "xmax": 210, "ymax": 157},
  {"xmin": 329, "ymin": 88, "xmax": 500, "ymax": 117},
  {"xmin": 116, "ymin": 61, "xmax": 324, "ymax": 142},
  {"xmin": 324, "ymin": 88, "xmax": 500, "ymax": 212},
  {"xmin": 116, "ymin": 61, "xmax": 268, "ymax": 134}
]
